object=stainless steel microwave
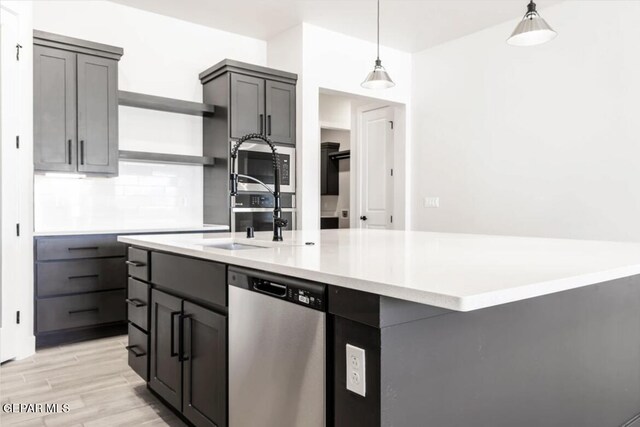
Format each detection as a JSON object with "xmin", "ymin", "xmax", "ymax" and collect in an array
[{"xmin": 231, "ymin": 141, "xmax": 295, "ymax": 194}]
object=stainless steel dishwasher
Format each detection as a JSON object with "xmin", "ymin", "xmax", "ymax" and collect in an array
[{"xmin": 228, "ymin": 266, "xmax": 326, "ymax": 427}]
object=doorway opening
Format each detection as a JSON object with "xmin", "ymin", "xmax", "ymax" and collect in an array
[{"xmin": 318, "ymin": 90, "xmax": 405, "ymax": 230}]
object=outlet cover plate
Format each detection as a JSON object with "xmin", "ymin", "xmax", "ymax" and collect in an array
[{"xmin": 346, "ymin": 344, "xmax": 366, "ymax": 397}]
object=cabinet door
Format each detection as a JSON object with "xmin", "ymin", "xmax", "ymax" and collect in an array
[
  {"xmin": 33, "ymin": 46, "xmax": 76, "ymax": 172},
  {"xmin": 230, "ymin": 73, "xmax": 265, "ymax": 139},
  {"xmin": 321, "ymin": 148, "xmax": 339, "ymax": 195},
  {"xmin": 266, "ymin": 80, "xmax": 295, "ymax": 145},
  {"xmin": 149, "ymin": 290, "xmax": 182, "ymax": 410},
  {"xmin": 77, "ymin": 54, "xmax": 118, "ymax": 175},
  {"xmin": 182, "ymin": 301, "xmax": 227, "ymax": 427}
]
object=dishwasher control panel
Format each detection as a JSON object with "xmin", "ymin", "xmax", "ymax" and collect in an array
[
  {"xmin": 286, "ymin": 286, "xmax": 325, "ymax": 310},
  {"xmin": 231, "ymin": 267, "xmax": 327, "ymax": 312}
]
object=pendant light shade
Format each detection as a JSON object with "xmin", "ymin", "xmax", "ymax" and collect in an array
[
  {"xmin": 362, "ymin": 0, "xmax": 395, "ymax": 89},
  {"xmin": 507, "ymin": 1, "xmax": 557, "ymax": 47},
  {"xmin": 362, "ymin": 59, "xmax": 395, "ymax": 89}
]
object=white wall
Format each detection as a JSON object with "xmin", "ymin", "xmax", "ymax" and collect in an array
[
  {"xmin": 268, "ymin": 24, "xmax": 412, "ymax": 230},
  {"xmin": 411, "ymin": 1, "xmax": 640, "ymax": 242},
  {"xmin": 32, "ymin": 0, "xmax": 266, "ymax": 231}
]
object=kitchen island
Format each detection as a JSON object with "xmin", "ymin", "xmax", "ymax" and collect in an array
[{"xmin": 119, "ymin": 229, "xmax": 640, "ymax": 427}]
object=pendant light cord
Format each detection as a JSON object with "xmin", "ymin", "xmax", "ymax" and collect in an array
[{"xmin": 377, "ymin": 0, "xmax": 380, "ymax": 60}]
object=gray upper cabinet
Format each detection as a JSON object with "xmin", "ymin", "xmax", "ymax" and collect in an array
[
  {"xmin": 77, "ymin": 54, "xmax": 119, "ymax": 174},
  {"xmin": 230, "ymin": 73, "xmax": 265, "ymax": 139},
  {"xmin": 33, "ymin": 30, "xmax": 123, "ymax": 176},
  {"xmin": 33, "ymin": 46, "xmax": 77, "ymax": 172},
  {"xmin": 266, "ymin": 80, "xmax": 296, "ymax": 145}
]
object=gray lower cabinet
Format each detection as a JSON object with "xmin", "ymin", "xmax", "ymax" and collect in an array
[
  {"xmin": 182, "ymin": 301, "xmax": 227, "ymax": 427},
  {"xmin": 149, "ymin": 289, "xmax": 182, "ymax": 410},
  {"xmin": 132, "ymin": 250, "xmax": 227, "ymax": 427},
  {"xmin": 33, "ymin": 30, "xmax": 123, "ymax": 176},
  {"xmin": 34, "ymin": 234, "xmax": 127, "ymax": 347},
  {"xmin": 148, "ymin": 290, "xmax": 227, "ymax": 427}
]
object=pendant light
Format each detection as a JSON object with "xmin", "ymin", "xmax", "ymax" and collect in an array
[
  {"xmin": 507, "ymin": 0, "xmax": 557, "ymax": 47},
  {"xmin": 362, "ymin": 0, "xmax": 395, "ymax": 89}
]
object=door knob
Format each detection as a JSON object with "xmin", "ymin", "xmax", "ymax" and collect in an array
[{"xmin": 360, "ymin": 216, "xmax": 368, "ymax": 221}]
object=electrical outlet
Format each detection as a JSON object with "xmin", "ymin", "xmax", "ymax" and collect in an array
[
  {"xmin": 424, "ymin": 197, "xmax": 440, "ymax": 208},
  {"xmin": 341, "ymin": 209, "xmax": 349, "ymax": 219},
  {"xmin": 346, "ymin": 344, "xmax": 366, "ymax": 397}
]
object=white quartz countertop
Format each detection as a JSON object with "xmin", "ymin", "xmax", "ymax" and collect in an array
[
  {"xmin": 34, "ymin": 225, "xmax": 229, "ymax": 237},
  {"xmin": 118, "ymin": 229, "xmax": 640, "ymax": 311}
]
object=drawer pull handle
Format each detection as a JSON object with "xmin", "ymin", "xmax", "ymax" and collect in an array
[
  {"xmin": 126, "ymin": 298, "xmax": 145, "ymax": 308},
  {"xmin": 68, "ymin": 274, "xmax": 99, "ymax": 280},
  {"xmin": 125, "ymin": 345, "xmax": 146, "ymax": 358},
  {"xmin": 125, "ymin": 260, "xmax": 146, "ymax": 267},
  {"xmin": 68, "ymin": 307, "xmax": 99, "ymax": 315},
  {"xmin": 68, "ymin": 246, "xmax": 98, "ymax": 251}
]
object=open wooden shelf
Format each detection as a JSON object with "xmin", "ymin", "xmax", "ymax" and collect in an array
[
  {"xmin": 118, "ymin": 90, "xmax": 215, "ymax": 117},
  {"xmin": 119, "ymin": 150, "xmax": 215, "ymax": 166}
]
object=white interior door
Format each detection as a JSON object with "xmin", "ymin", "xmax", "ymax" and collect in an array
[
  {"xmin": 358, "ymin": 106, "xmax": 393, "ymax": 229},
  {"xmin": 0, "ymin": 7, "xmax": 21, "ymax": 363}
]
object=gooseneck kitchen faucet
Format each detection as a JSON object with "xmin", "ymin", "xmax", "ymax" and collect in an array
[{"xmin": 229, "ymin": 133, "xmax": 288, "ymax": 242}]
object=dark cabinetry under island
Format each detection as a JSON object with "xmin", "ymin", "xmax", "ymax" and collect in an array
[
  {"xmin": 126, "ymin": 249, "xmax": 227, "ymax": 427},
  {"xmin": 121, "ymin": 231, "xmax": 640, "ymax": 427}
]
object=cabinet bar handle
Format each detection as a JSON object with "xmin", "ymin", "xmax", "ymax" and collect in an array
[
  {"xmin": 125, "ymin": 345, "xmax": 146, "ymax": 357},
  {"xmin": 259, "ymin": 114, "xmax": 264, "ymax": 134},
  {"xmin": 79, "ymin": 140, "xmax": 85, "ymax": 165},
  {"xmin": 68, "ymin": 246, "xmax": 98, "ymax": 251},
  {"xmin": 267, "ymin": 115, "xmax": 272, "ymax": 136},
  {"xmin": 68, "ymin": 307, "xmax": 99, "ymax": 315},
  {"xmin": 125, "ymin": 260, "xmax": 146, "ymax": 267},
  {"xmin": 170, "ymin": 311, "xmax": 181, "ymax": 357},
  {"xmin": 179, "ymin": 314, "xmax": 191, "ymax": 362},
  {"xmin": 68, "ymin": 274, "xmax": 99, "ymax": 280},
  {"xmin": 68, "ymin": 139, "xmax": 72, "ymax": 164},
  {"xmin": 126, "ymin": 298, "xmax": 145, "ymax": 308}
]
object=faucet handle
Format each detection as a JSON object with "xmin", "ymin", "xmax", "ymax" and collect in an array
[{"xmin": 274, "ymin": 217, "xmax": 288, "ymax": 228}]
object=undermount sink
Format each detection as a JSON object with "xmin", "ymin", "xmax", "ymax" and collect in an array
[{"xmin": 204, "ymin": 242, "xmax": 269, "ymax": 251}]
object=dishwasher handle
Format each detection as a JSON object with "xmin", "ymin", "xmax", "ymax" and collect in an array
[{"xmin": 253, "ymin": 279, "xmax": 287, "ymax": 298}]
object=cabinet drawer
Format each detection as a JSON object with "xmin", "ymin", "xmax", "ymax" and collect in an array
[
  {"xmin": 36, "ymin": 290, "xmax": 126, "ymax": 333},
  {"xmin": 36, "ymin": 235, "xmax": 126, "ymax": 261},
  {"xmin": 127, "ymin": 278, "xmax": 149, "ymax": 331},
  {"xmin": 36, "ymin": 257, "xmax": 126, "ymax": 297},
  {"xmin": 127, "ymin": 323, "xmax": 148, "ymax": 382},
  {"xmin": 127, "ymin": 247, "xmax": 149, "ymax": 281},
  {"xmin": 151, "ymin": 252, "xmax": 226, "ymax": 308}
]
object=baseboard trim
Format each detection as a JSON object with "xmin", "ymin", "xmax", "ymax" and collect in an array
[{"xmin": 35, "ymin": 322, "xmax": 127, "ymax": 348}]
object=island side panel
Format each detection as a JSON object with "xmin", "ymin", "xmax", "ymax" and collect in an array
[{"xmin": 379, "ymin": 275, "xmax": 640, "ymax": 427}]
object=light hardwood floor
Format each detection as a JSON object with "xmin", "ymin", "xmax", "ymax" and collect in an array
[{"xmin": 0, "ymin": 335, "xmax": 186, "ymax": 427}]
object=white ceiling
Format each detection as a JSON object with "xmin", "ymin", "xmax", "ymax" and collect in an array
[{"xmin": 110, "ymin": 0, "xmax": 563, "ymax": 53}]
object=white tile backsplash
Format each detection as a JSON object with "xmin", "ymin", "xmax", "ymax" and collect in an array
[{"xmin": 34, "ymin": 162, "xmax": 204, "ymax": 232}]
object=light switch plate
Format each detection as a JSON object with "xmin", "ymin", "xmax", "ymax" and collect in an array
[
  {"xmin": 424, "ymin": 197, "xmax": 440, "ymax": 208},
  {"xmin": 346, "ymin": 344, "xmax": 366, "ymax": 397}
]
